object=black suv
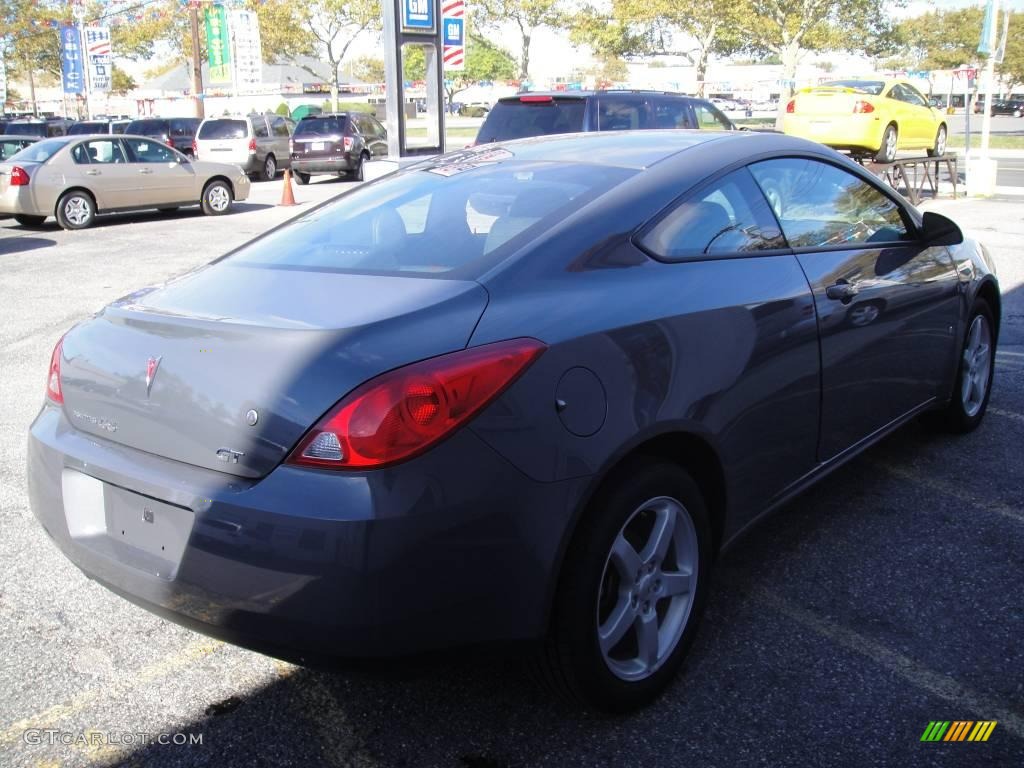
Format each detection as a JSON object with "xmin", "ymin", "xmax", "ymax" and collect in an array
[
  {"xmin": 289, "ymin": 112, "xmax": 388, "ymax": 184},
  {"xmin": 3, "ymin": 118, "xmax": 74, "ymax": 138},
  {"xmin": 474, "ymin": 90, "xmax": 736, "ymax": 144},
  {"xmin": 124, "ymin": 117, "xmax": 200, "ymax": 157}
]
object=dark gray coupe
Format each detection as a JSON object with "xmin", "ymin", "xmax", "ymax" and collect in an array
[{"xmin": 28, "ymin": 131, "xmax": 999, "ymax": 711}]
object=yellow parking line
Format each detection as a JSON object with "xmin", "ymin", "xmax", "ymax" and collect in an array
[
  {"xmin": 879, "ymin": 464, "xmax": 1024, "ymax": 524},
  {"xmin": 758, "ymin": 589, "xmax": 1024, "ymax": 740},
  {"xmin": 0, "ymin": 639, "xmax": 222, "ymax": 747},
  {"xmin": 989, "ymin": 407, "xmax": 1024, "ymax": 425}
]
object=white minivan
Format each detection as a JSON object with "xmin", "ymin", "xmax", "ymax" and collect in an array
[{"xmin": 194, "ymin": 114, "xmax": 295, "ymax": 181}]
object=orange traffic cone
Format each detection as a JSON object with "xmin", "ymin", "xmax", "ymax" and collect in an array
[{"xmin": 280, "ymin": 169, "xmax": 296, "ymax": 207}]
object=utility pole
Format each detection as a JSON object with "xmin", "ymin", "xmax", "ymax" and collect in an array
[
  {"xmin": 189, "ymin": 1, "xmax": 205, "ymax": 119},
  {"xmin": 26, "ymin": 56, "xmax": 38, "ymax": 116}
]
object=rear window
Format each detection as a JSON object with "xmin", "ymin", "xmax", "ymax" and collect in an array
[
  {"xmin": 67, "ymin": 122, "xmax": 106, "ymax": 135},
  {"xmin": 294, "ymin": 117, "xmax": 347, "ymax": 137},
  {"xmin": 126, "ymin": 119, "xmax": 166, "ymax": 134},
  {"xmin": 199, "ymin": 119, "xmax": 247, "ymax": 139},
  {"xmin": 5, "ymin": 123, "xmax": 47, "ymax": 137},
  {"xmin": 9, "ymin": 138, "xmax": 69, "ymax": 163},
  {"xmin": 821, "ymin": 80, "xmax": 886, "ymax": 95},
  {"xmin": 476, "ymin": 98, "xmax": 586, "ymax": 143},
  {"xmin": 226, "ymin": 151, "xmax": 633, "ymax": 279},
  {"xmin": 170, "ymin": 119, "xmax": 197, "ymax": 136},
  {"xmin": 0, "ymin": 140, "xmax": 32, "ymax": 160}
]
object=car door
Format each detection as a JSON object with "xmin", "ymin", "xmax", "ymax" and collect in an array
[
  {"xmin": 269, "ymin": 116, "xmax": 292, "ymax": 166},
  {"xmin": 251, "ymin": 116, "xmax": 271, "ymax": 164},
  {"xmin": 901, "ymin": 83, "xmax": 936, "ymax": 144},
  {"xmin": 66, "ymin": 138, "xmax": 136, "ymax": 209},
  {"xmin": 885, "ymin": 84, "xmax": 922, "ymax": 145},
  {"xmin": 123, "ymin": 137, "xmax": 198, "ymax": 204},
  {"xmin": 748, "ymin": 156, "xmax": 961, "ymax": 460}
]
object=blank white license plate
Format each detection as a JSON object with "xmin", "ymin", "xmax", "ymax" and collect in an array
[{"xmin": 311, "ymin": 141, "xmax": 326, "ymax": 151}]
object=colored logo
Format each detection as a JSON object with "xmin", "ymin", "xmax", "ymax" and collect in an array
[
  {"xmin": 145, "ymin": 356, "xmax": 162, "ymax": 396},
  {"xmin": 921, "ymin": 721, "xmax": 997, "ymax": 742}
]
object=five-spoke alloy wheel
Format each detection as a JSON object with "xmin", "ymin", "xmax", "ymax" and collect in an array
[{"xmin": 940, "ymin": 298, "xmax": 996, "ymax": 433}]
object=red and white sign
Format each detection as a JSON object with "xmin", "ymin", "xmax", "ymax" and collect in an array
[{"xmin": 442, "ymin": 0, "xmax": 465, "ymax": 72}]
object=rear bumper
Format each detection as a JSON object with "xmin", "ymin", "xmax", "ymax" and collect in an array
[
  {"xmin": 0, "ymin": 185, "xmax": 47, "ymax": 217},
  {"xmin": 27, "ymin": 403, "xmax": 586, "ymax": 660},
  {"xmin": 781, "ymin": 114, "xmax": 883, "ymax": 152},
  {"xmin": 290, "ymin": 155, "xmax": 356, "ymax": 175}
]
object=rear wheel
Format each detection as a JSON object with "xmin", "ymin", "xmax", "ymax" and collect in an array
[
  {"xmin": 351, "ymin": 152, "xmax": 369, "ymax": 182},
  {"xmin": 293, "ymin": 171, "xmax": 310, "ymax": 185},
  {"xmin": 56, "ymin": 191, "xmax": 95, "ymax": 230},
  {"xmin": 927, "ymin": 125, "xmax": 947, "ymax": 157},
  {"xmin": 201, "ymin": 180, "xmax": 232, "ymax": 216},
  {"xmin": 538, "ymin": 460, "xmax": 711, "ymax": 712},
  {"xmin": 875, "ymin": 124, "xmax": 898, "ymax": 163},
  {"xmin": 1014, "ymin": 109, "xmax": 1022, "ymax": 118},
  {"xmin": 14, "ymin": 214, "xmax": 45, "ymax": 227},
  {"xmin": 261, "ymin": 154, "xmax": 277, "ymax": 181},
  {"xmin": 940, "ymin": 299, "xmax": 995, "ymax": 433}
]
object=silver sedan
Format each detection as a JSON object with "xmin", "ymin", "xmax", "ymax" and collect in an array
[{"xmin": 0, "ymin": 133, "xmax": 251, "ymax": 229}]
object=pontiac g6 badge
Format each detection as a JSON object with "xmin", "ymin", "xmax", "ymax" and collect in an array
[{"xmin": 145, "ymin": 356, "xmax": 162, "ymax": 396}]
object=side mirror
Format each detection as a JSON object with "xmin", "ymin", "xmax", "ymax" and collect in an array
[{"xmin": 920, "ymin": 210, "xmax": 963, "ymax": 246}]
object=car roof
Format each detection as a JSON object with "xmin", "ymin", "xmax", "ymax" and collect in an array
[
  {"xmin": 498, "ymin": 90, "xmax": 708, "ymax": 101},
  {"xmin": 460, "ymin": 129, "xmax": 778, "ymax": 170}
]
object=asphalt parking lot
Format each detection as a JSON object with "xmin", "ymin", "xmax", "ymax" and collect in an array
[{"xmin": 0, "ymin": 178, "xmax": 1022, "ymax": 768}]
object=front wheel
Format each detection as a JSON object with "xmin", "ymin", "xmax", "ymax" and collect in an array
[
  {"xmin": 940, "ymin": 299, "xmax": 996, "ymax": 433},
  {"xmin": 927, "ymin": 125, "xmax": 947, "ymax": 157},
  {"xmin": 875, "ymin": 124, "xmax": 898, "ymax": 163},
  {"xmin": 56, "ymin": 191, "xmax": 95, "ymax": 230},
  {"xmin": 539, "ymin": 460, "xmax": 711, "ymax": 712},
  {"xmin": 201, "ymin": 180, "xmax": 232, "ymax": 216}
]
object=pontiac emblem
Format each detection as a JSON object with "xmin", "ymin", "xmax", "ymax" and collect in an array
[{"xmin": 145, "ymin": 356, "xmax": 162, "ymax": 396}]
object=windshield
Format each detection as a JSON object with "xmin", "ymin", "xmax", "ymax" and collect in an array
[
  {"xmin": 126, "ymin": 120, "xmax": 166, "ymax": 134},
  {"xmin": 9, "ymin": 137, "xmax": 69, "ymax": 163},
  {"xmin": 226, "ymin": 150, "xmax": 633, "ymax": 279},
  {"xmin": 294, "ymin": 117, "xmax": 347, "ymax": 137},
  {"xmin": 821, "ymin": 80, "xmax": 886, "ymax": 95},
  {"xmin": 198, "ymin": 119, "xmax": 247, "ymax": 139},
  {"xmin": 67, "ymin": 122, "xmax": 107, "ymax": 135},
  {"xmin": 476, "ymin": 98, "xmax": 587, "ymax": 143},
  {"xmin": 5, "ymin": 123, "xmax": 47, "ymax": 137}
]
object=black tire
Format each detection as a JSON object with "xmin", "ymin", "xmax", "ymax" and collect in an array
[
  {"xmin": 537, "ymin": 459, "xmax": 712, "ymax": 712},
  {"xmin": 261, "ymin": 154, "xmax": 277, "ymax": 181},
  {"xmin": 14, "ymin": 214, "xmax": 46, "ymax": 227},
  {"xmin": 1014, "ymin": 109, "xmax": 1022, "ymax": 118},
  {"xmin": 55, "ymin": 191, "xmax": 95, "ymax": 230},
  {"xmin": 200, "ymin": 180, "xmax": 232, "ymax": 216},
  {"xmin": 875, "ymin": 124, "xmax": 898, "ymax": 163},
  {"xmin": 939, "ymin": 299, "xmax": 996, "ymax": 433},
  {"xmin": 293, "ymin": 171, "xmax": 310, "ymax": 185},
  {"xmin": 927, "ymin": 124, "xmax": 947, "ymax": 157},
  {"xmin": 351, "ymin": 152, "xmax": 369, "ymax": 182}
]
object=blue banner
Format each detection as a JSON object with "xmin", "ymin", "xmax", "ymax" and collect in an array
[{"xmin": 60, "ymin": 24, "xmax": 85, "ymax": 94}]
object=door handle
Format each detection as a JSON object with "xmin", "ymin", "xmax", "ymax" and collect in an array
[
  {"xmin": 85, "ymin": 169, "xmax": 101, "ymax": 176},
  {"xmin": 825, "ymin": 280, "xmax": 859, "ymax": 303},
  {"xmin": 138, "ymin": 168, "xmax": 153, "ymax": 175}
]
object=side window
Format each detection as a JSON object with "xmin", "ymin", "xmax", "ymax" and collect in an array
[
  {"xmin": 903, "ymin": 85, "xmax": 929, "ymax": 108},
  {"xmin": 169, "ymin": 120, "xmax": 191, "ymax": 137},
  {"xmin": 694, "ymin": 103, "xmax": 731, "ymax": 130},
  {"xmin": 76, "ymin": 139, "xmax": 127, "ymax": 164},
  {"xmin": 638, "ymin": 169, "xmax": 787, "ymax": 261},
  {"xmin": 124, "ymin": 138, "xmax": 176, "ymax": 163},
  {"xmin": 251, "ymin": 118, "xmax": 270, "ymax": 138},
  {"xmin": 749, "ymin": 157, "xmax": 909, "ymax": 248},
  {"xmin": 271, "ymin": 117, "xmax": 290, "ymax": 137},
  {"xmin": 349, "ymin": 115, "xmax": 364, "ymax": 135},
  {"xmin": 650, "ymin": 97, "xmax": 695, "ymax": 129},
  {"xmin": 371, "ymin": 118, "xmax": 386, "ymax": 138},
  {"xmin": 595, "ymin": 97, "xmax": 648, "ymax": 130}
]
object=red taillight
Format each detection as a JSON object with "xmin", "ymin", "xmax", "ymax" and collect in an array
[
  {"xmin": 46, "ymin": 337, "xmax": 64, "ymax": 404},
  {"xmin": 853, "ymin": 100, "xmax": 875, "ymax": 114},
  {"xmin": 191, "ymin": 139, "xmax": 198, "ymax": 154},
  {"xmin": 166, "ymin": 136, "xmax": 175, "ymax": 148},
  {"xmin": 519, "ymin": 95, "xmax": 553, "ymax": 103},
  {"xmin": 248, "ymin": 137, "xmax": 257, "ymax": 152},
  {"xmin": 343, "ymin": 136, "xmax": 354, "ymax": 152},
  {"xmin": 10, "ymin": 166, "xmax": 30, "ymax": 186},
  {"xmin": 785, "ymin": 99, "xmax": 795, "ymax": 114},
  {"xmin": 287, "ymin": 338, "xmax": 546, "ymax": 470}
]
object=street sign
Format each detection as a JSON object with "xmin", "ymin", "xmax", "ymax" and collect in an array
[{"xmin": 402, "ymin": 0, "xmax": 436, "ymax": 35}]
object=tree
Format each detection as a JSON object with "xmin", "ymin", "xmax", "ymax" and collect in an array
[
  {"xmin": 895, "ymin": 8, "xmax": 983, "ymax": 71},
  {"xmin": 351, "ymin": 54, "xmax": 385, "ymax": 84},
  {"xmin": 110, "ymin": 66, "xmax": 136, "ymax": 95},
  {"xmin": 571, "ymin": 0, "xmax": 748, "ymax": 96},
  {"xmin": 445, "ymin": 33, "xmax": 517, "ymax": 103},
  {"xmin": 741, "ymin": 0, "xmax": 896, "ymax": 100},
  {"xmin": 474, "ymin": 0, "xmax": 565, "ymax": 81}
]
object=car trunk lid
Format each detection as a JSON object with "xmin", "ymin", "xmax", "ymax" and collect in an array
[
  {"xmin": 58, "ymin": 265, "xmax": 489, "ymax": 478},
  {"xmin": 792, "ymin": 87, "xmax": 867, "ymax": 116}
]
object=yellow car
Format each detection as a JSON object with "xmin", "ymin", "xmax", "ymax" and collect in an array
[{"xmin": 782, "ymin": 79, "xmax": 948, "ymax": 163}]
